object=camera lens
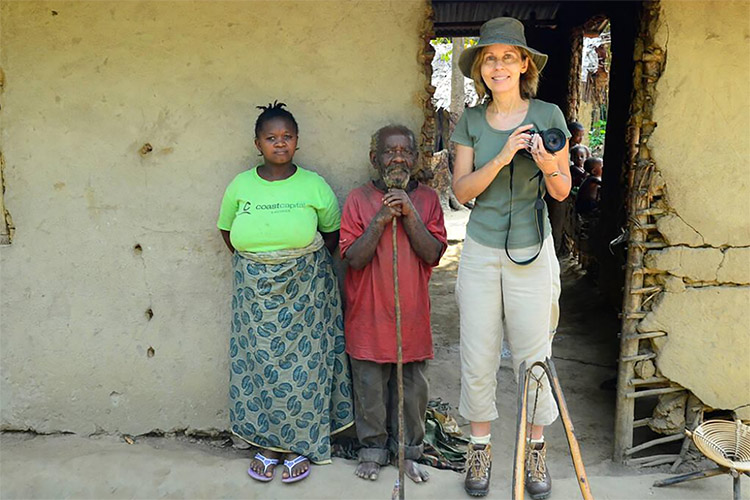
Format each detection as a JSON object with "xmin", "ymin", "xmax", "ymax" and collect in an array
[{"xmin": 541, "ymin": 128, "xmax": 566, "ymax": 153}]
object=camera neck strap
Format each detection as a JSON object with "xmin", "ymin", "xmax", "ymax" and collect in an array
[{"xmin": 504, "ymin": 159, "xmax": 545, "ymax": 266}]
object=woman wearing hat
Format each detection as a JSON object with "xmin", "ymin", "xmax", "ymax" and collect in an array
[{"xmin": 450, "ymin": 17, "xmax": 571, "ymax": 498}]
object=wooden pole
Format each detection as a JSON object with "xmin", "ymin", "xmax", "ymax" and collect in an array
[
  {"xmin": 614, "ymin": 2, "xmax": 666, "ymax": 464},
  {"xmin": 515, "ymin": 360, "xmax": 593, "ymax": 500},
  {"xmin": 512, "ymin": 361, "xmax": 530, "ymax": 500},
  {"xmin": 613, "ymin": 124, "xmax": 645, "ymax": 462},
  {"xmin": 652, "ymin": 466, "xmax": 725, "ymax": 487},
  {"xmin": 392, "ymin": 217, "xmax": 405, "ymax": 500},
  {"xmin": 450, "ymin": 37, "xmax": 465, "ymax": 118},
  {"xmin": 544, "ymin": 358, "xmax": 593, "ymax": 500}
]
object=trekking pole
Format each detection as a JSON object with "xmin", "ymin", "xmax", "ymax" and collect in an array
[{"xmin": 391, "ymin": 216, "xmax": 406, "ymax": 500}]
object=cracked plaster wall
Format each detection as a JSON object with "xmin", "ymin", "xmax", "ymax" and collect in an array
[
  {"xmin": 0, "ymin": 1, "xmax": 427, "ymax": 434},
  {"xmin": 649, "ymin": 1, "xmax": 750, "ymax": 247},
  {"xmin": 642, "ymin": 0, "xmax": 750, "ymax": 418}
]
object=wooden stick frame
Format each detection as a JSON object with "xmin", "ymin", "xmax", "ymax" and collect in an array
[{"xmin": 512, "ymin": 358, "xmax": 594, "ymax": 500}]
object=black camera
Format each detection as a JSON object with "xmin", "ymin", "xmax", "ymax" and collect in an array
[{"xmin": 521, "ymin": 127, "xmax": 566, "ymax": 157}]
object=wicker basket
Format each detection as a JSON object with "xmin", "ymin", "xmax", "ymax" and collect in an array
[{"xmin": 690, "ymin": 420, "xmax": 750, "ymax": 473}]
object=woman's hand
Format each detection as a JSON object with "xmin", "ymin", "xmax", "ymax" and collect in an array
[
  {"xmin": 529, "ymin": 133, "xmax": 560, "ymax": 175},
  {"xmin": 534, "ymin": 138, "xmax": 572, "ymax": 201},
  {"xmin": 496, "ymin": 124, "xmax": 534, "ymax": 166},
  {"xmin": 451, "ymin": 124, "xmax": 541, "ymax": 204}
]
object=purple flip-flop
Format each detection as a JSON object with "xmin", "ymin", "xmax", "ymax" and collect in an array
[
  {"xmin": 247, "ymin": 452, "xmax": 279, "ymax": 482},
  {"xmin": 282, "ymin": 455, "xmax": 311, "ymax": 483}
]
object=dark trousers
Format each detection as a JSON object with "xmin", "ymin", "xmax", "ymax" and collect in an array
[
  {"xmin": 350, "ymin": 358, "xmax": 429, "ymax": 464},
  {"xmin": 546, "ymin": 194, "xmax": 566, "ymax": 255}
]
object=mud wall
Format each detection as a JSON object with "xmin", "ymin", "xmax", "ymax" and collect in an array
[
  {"xmin": 0, "ymin": 1, "xmax": 428, "ymax": 434},
  {"xmin": 639, "ymin": 0, "xmax": 750, "ymax": 417}
]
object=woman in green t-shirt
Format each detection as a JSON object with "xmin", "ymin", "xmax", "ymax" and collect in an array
[
  {"xmin": 449, "ymin": 18, "xmax": 571, "ymax": 498},
  {"xmin": 217, "ymin": 102, "xmax": 353, "ymax": 484}
]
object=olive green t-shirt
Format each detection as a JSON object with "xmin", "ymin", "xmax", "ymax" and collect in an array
[{"xmin": 451, "ymin": 99, "xmax": 570, "ymax": 249}]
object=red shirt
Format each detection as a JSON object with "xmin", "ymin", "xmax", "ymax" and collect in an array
[{"xmin": 340, "ymin": 182, "xmax": 447, "ymax": 363}]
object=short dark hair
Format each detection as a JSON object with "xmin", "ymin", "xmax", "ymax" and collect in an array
[
  {"xmin": 369, "ymin": 125, "xmax": 417, "ymax": 155},
  {"xmin": 568, "ymin": 121, "xmax": 584, "ymax": 134},
  {"xmin": 254, "ymin": 101, "xmax": 298, "ymax": 138},
  {"xmin": 584, "ymin": 156, "xmax": 603, "ymax": 173},
  {"xmin": 570, "ymin": 144, "xmax": 590, "ymax": 156}
]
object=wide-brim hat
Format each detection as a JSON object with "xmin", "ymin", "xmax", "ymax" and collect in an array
[{"xmin": 458, "ymin": 17, "xmax": 548, "ymax": 79}]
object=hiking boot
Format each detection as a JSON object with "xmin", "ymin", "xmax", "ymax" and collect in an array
[
  {"xmin": 464, "ymin": 443, "xmax": 492, "ymax": 497},
  {"xmin": 525, "ymin": 441, "xmax": 552, "ymax": 499}
]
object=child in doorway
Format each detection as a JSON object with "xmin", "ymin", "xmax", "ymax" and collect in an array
[
  {"xmin": 568, "ymin": 121, "xmax": 585, "ymax": 148},
  {"xmin": 576, "ymin": 157, "xmax": 603, "ymax": 214},
  {"xmin": 570, "ymin": 144, "xmax": 591, "ymax": 190}
]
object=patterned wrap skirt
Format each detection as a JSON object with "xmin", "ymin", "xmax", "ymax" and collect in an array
[{"xmin": 229, "ymin": 239, "xmax": 354, "ymax": 464}]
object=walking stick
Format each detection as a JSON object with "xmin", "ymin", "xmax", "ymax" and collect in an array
[{"xmin": 391, "ymin": 217, "xmax": 406, "ymax": 500}]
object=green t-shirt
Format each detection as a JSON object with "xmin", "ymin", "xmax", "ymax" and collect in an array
[
  {"xmin": 217, "ymin": 165, "xmax": 341, "ymax": 252},
  {"xmin": 451, "ymin": 99, "xmax": 570, "ymax": 249}
]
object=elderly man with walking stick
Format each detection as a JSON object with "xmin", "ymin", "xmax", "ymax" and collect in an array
[{"xmin": 340, "ymin": 125, "xmax": 447, "ymax": 490}]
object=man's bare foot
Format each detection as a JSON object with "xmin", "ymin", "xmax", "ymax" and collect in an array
[
  {"xmin": 404, "ymin": 459, "xmax": 430, "ymax": 483},
  {"xmin": 249, "ymin": 450, "xmax": 281, "ymax": 478},
  {"xmin": 355, "ymin": 461, "xmax": 380, "ymax": 481},
  {"xmin": 281, "ymin": 453, "xmax": 310, "ymax": 480}
]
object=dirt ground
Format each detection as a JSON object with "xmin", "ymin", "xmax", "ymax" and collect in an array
[{"xmin": 0, "ymin": 219, "xmax": 734, "ymax": 499}]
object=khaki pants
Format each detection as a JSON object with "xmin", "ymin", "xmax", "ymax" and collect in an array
[
  {"xmin": 350, "ymin": 358, "xmax": 428, "ymax": 464},
  {"xmin": 456, "ymin": 235, "xmax": 561, "ymax": 426}
]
